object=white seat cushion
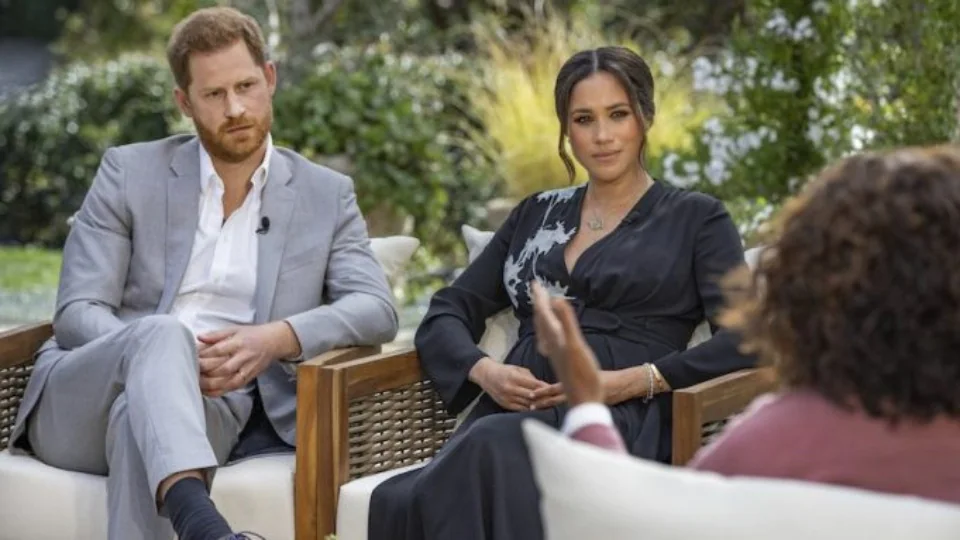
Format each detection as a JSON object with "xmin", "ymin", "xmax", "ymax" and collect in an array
[
  {"xmin": 0, "ymin": 449, "xmax": 109, "ymax": 540},
  {"xmin": 209, "ymin": 453, "xmax": 296, "ymax": 540},
  {"xmin": 0, "ymin": 449, "xmax": 296, "ymax": 540},
  {"xmin": 523, "ymin": 421, "xmax": 960, "ymax": 540},
  {"xmin": 336, "ymin": 463, "xmax": 427, "ymax": 540}
]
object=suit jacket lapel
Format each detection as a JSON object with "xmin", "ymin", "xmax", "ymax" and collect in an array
[
  {"xmin": 254, "ymin": 150, "xmax": 295, "ymax": 323},
  {"xmin": 157, "ymin": 139, "xmax": 201, "ymax": 314}
]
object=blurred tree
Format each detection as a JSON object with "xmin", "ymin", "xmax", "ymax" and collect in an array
[
  {"xmin": 0, "ymin": 0, "xmax": 77, "ymax": 41},
  {"xmin": 15, "ymin": 0, "xmax": 751, "ymax": 70},
  {"xmin": 52, "ymin": 0, "xmax": 220, "ymax": 61},
  {"xmin": 655, "ymin": 0, "xmax": 960, "ymax": 243},
  {"xmin": 578, "ymin": 0, "xmax": 746, "ymax": 53}
]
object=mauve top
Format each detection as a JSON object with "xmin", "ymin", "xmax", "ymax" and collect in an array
[{"xmin": 691, "ymin": 389, "xmax": 960, "ymax": 505}]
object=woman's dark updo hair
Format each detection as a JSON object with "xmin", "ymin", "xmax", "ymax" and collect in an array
[
  {"xmin": 722, "ymin": 145, "xmax": 960, "ymax": 424},
  {"xmin": 554, "ymin": 46, "xmax": 656, "ymax": 182}
]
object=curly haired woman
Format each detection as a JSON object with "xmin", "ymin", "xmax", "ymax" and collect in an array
[{"xmin": 535, "ymin": 144, "xmax": 960, "ymax": 504}]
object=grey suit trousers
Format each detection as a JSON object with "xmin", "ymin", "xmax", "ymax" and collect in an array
[{"xmin": 24, "ymin": 315, "xmax": 252, "ymax": 540}]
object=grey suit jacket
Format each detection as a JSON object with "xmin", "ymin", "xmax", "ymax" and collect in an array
[{"xmin": 12, "ymin": 134, "xmax": 398, "ymax": 447}]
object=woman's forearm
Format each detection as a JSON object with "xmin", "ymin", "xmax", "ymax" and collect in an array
[{"xmin": 603, "ymin": 364, "xmax": 669, "ymax": 405}]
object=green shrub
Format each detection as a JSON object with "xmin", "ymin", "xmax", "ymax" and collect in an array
[
  {"xmin": 655, "ymin": 1, "xmax": 848, "ymax": 202},
  {"xmin": 0, "ymin": 54, "xmax": 182, "ymax": 246},
  {"xmin": 1, "ymin": 45, "xmax": 496, "ymax": 270},
  {"xmin": 272, "ymin": 40, "xmax": 496, "ymax": 264},
  {"xmin": 657, "ymin": 0, "xmax": 960, "ymax": 206}
]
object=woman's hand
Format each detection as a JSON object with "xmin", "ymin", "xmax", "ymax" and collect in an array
[
  {"xmin": 531, "ymin": 369, "xmax": 645, "ymax": 408},
  {"xmin": 469, "ymin": 357, "xmax": 548, "ymax": 411}
]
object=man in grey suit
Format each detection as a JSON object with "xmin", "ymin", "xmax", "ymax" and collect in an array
[{"xmin": 7, "ymin": 7, "xmax": 398, "ymax": 540}]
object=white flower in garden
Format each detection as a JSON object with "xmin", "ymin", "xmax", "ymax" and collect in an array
[
  {"xmin": 692, "ymin": 120, "xmax": 780, "ymax": 188},
  {"xmin": 654, "ymin": 51, "xmax": 676, "ymax": 77},
  {"xmin": 793, "ymin": 17, "xmax": 815, "ymax": 40},
  {"xmin": 705, "ymin": 158, "xmax": 729, "ymax": 186},
  {"xmin": 764, "ymin": 9, "xmax": 792, "ymax": 37},
  {"xmin": 813, "ymin": 71, "xmax": 851, "ymax": 107},
  {"xmin": 764, "ymin": 70, "xmax": 800, "ymax": 92},
  {"xmin": 692, "ymin": 55, "xmax": 744, "ymax": 95},
  {"xmin": 807, "ymin": 123, "xmax": 825, "ymax": 146},
  {"xmin": 669, "ymin": 170, "xmax": 700, "ymax": 188},
  {"xmin": 692, "ymin": 56, "xmax": 719, "ymax": 93},
  {"xmin": 691, "ymin": 57, "xmax": 711, "ymax": 84},
  {"xmin": 660, "ymin": 153, "xmax": 699, "ymax": 188},
  {"xmin": 762, "ymin": 10, "xmax": 817, "ymax": 42},
  {"xmin": 762, "ymin": 9, "xmax": 818, "ymax": 42},
  {"xmin": 703, "ymin": 116, "xmax": 724, "ymax": 135},
  {"xmin": 850, "ymin": 125, "xmax": 875, "ymax": 150},
  {"xmin": 662, "ymin": 152, "xmax": 679, "ymax": 172},
  {"xmin": 744, "ymin": 56, "xmax": 760, "ymax": 79},
  {"xmin": 812, "ymin": 0, "xmax": 829, "ymax": 13}
]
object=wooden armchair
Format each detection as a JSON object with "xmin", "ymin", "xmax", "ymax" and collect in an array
[
  {"xmin": 2, "ymin": 322, "xmax": 777, "ymax": 540},
  {"xmin": 0, "ymin": 321, "xmax": 378, "ymax": 540},
  {"xmin": 308, "ymin": 346, "xmax": 779, "ymax": 538}
]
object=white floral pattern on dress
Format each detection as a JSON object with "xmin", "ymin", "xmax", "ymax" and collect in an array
[{"xmin": 503, "ymin": 186, "xmax": 579, "ymax": 308}]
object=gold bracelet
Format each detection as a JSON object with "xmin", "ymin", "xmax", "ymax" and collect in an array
[
  {"xmin": 643, "ymin": 364, "xmax": 655, "ymax": 402},
  {"xmin": 649, "ymin": 364, "xmax": 670, "ymax": 392}
]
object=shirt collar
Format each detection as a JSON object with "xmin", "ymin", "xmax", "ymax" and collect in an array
[{"xmin": 198, "ymin": 133, "xmax": 274, "ymax": 194}]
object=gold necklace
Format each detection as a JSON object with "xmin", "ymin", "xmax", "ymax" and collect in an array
[
  {"xmin": 586, "ymin": 210, "xmax": 605, "ymax": 231},
  {"xmin": 584, "ymin": 177, "xmax": 649, "ymax": 232}
]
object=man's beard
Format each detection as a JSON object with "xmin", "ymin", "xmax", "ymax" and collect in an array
[{"xmin": 195, "ymin": 108, "xmax": 272, "ymax": 164}]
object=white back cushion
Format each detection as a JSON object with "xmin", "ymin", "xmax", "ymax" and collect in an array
[
  {"xmin": 462, "ymin": 225, "xmax": 520, "ymax": 365},
  {"xmin": 370, "ymin": 235, "xmax": 420, "ymax": 285},
  {"xmin": 523, "ymin": 421, "xmax": 960, "ymax": 540}
]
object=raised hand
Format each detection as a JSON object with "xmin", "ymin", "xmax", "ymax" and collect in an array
[{"xmin": 531, "ymin": 281, "xmax": 603, "ymax": 406}]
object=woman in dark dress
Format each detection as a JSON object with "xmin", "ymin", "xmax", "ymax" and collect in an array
[{"xmin": 368, "ymin": 46, "xmax": 755, "ymax": 540}]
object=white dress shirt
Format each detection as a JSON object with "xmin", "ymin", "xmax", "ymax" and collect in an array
[
  {"xmin": 560, "ymin": 402, "xmax": 615, "ymax": 436},
  {"xmin": 170, "ymin": 136, "xmax": 273, "ymax": 338}
]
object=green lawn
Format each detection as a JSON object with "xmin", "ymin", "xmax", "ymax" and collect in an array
[{"xmin": 0, "ymin": 246, "xmax": 62, "ymax": 290}]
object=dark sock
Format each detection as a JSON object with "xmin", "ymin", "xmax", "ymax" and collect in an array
[{"xmin": 164, "ymin": 476, "xmax": 233, "ymax": 540}]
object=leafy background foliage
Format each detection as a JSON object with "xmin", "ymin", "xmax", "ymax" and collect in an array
[{"xmin": 1, "ymin": 0, "xmax": 958, "ymax": 310}]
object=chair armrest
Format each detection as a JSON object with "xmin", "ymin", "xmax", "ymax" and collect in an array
[
  {"xmin": 1, "ymin": 322, "xmax": 53, "ymax": 447},
  {"xmin": 289, "ymin": 345, "xmax": 381, "ymax": 540},
  {"xmin": 295, "ymin": 346, "xmax": 455, "ymax": 539},
  {"xmin": 299, "ymin": 345, "xmax": 383, "ymax": 369},
  {"xmin": 0, "ymin": 322, "xmax": 53, "ymax": 369},
  {"xmin": 671, "ymin": 367, "xmax": 778, "ymax": 466}
]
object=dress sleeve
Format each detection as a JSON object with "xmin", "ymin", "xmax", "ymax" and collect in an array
[
  {"xmin": 652, "ymin": 197, "xmax": 757, "ymax": 389},
  {"xmin": 415, "ymin": 200, "xmax": 528, "ymax": 414}
]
